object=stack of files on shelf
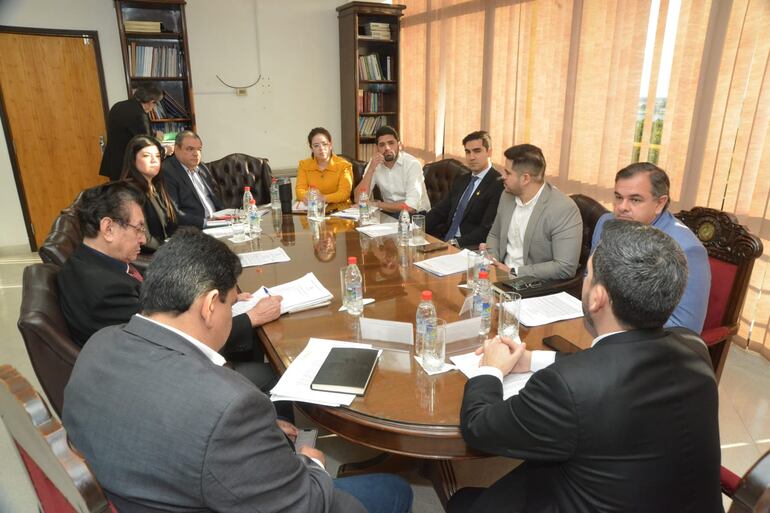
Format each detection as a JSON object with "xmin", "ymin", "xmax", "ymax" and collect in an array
[
  {"xmin": 129, "ymin": 43, "xmax": 182, "ymax": 77},
  {"xmin": 270, "ymin": 339, "xmax": 380, "ymax": 406},
  {"xmin": 361, "ymin": 22, "xmax": 391, "ymax": 39},
  {"xmin": 414, "ymin": 249, "xmax": 473, "ymax": 276},
  {"xmin": 158, "ymin": 90, "xmax": 188, "ymax": 118},
  {"xmin": 519, "ymin": 292, "xmax": 583, "ymax": 327},
  {"xmin": 450, "ymin": 351, "xmax": 533, "ymax": 399},
  {"xmin": 239, "ymin": 272, "xmax": 333, "ymax": 315},
  {"xmin": 125, "ymin": 20, "xmax": 162, "ymax": 32},
  {"xmin": 358, "ymin": 54, "xmax": 389, "ymax": 80},
  {"xmin": 359, "ymin": 115, "xmax": 387, "ymax": 137}
]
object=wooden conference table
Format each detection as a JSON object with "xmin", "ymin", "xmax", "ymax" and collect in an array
[{"xmin": 233, "ymin": 211, "xmax": 591, "ymax": 502}]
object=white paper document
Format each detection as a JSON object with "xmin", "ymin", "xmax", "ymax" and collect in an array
[
  {"xmin": 519, "ymin": 292, "xmax": 584, "ymax": 327},
  {"xmin": 360, "ymin": 317, "xmax": 414, "ymax": 345},
  {"xmin": 450, "ymin": 351, "xmax": 533, "ymax": 399},
  {"xmin": 331, "ymin": 206, "xmax": 380, "ymax": 220},
  {"xmin": 338, "ymin": 298, "xmax": 376, "ymax": 312},
  {"xmin": 445, "ymin": 317, "xmax": 482, "ymax": 343},
  {"xmin": 356, "ymin": 224, "xmax": 399, "ymax": 238},
  {"xmin": 238, "ymin": 247, "xmax": 291, "ymax": 267},
  {"xmin": 205, "ymin": 219, "xmax": 230, "ymax": 228},
  {"xmin": 231, "ymin": 273, "xmax": 333, "ymax": 317},
  {"xmin": 202, "ymin": 225, "xmax": 234, "ymax": 238},
  {"xmin": 292, "ymin": 201, "xmax": 308, "ymax": 211},
  {"xmin": 212, "ymin": 208, "xmax": 237, "ymax": 217},
  {"xmin": 414, "ymin": 249, "xmax": 472, "ymax": 276},
  {"xmin": 270, "ymin": 338, "xmax": 379, "ymax": 407}
]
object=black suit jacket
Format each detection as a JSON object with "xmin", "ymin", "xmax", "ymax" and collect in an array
[
  {"xmin": 162, "ymin": 155, "xmax": 223, "ymax": 228},
  {"xmin": 425, "ymin": 168, "xmax": 503, "ymax": 247},
  {"xmin": 460, "ymin": 328, "xmax": 722, "ymax": 513},
  {"xmin": 99, "ymin": 99, "xmax": 151, "ymax": 181},
  {"xmin": 57, "ymin": 244, "xmax": 251, "ymax": 354}
]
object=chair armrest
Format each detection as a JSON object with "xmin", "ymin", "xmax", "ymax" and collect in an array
[
  {"xmin": 722, "ymin": 465, "xmax": 742, "ymax": 497},
  {"xmin": 701, "ymin": 326, "xmax": 736, "ymax": 346}
]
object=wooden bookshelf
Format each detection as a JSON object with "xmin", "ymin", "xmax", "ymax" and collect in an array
[
  {"xmin": 113, "ymin": 0, "xmax": 196, "ymax": 134},
  {"xmin": 337, "ymin": 2, "xmax": 405, "ymax": 160}
]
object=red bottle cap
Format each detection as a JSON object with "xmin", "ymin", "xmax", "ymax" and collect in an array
[
  {"xmin": 244, "ymin": 186, "xmax": 251, "ymax": 191},
  {"xmin": 479, "ymin": 271, "xmax": 489, "ymax": 279},
  {"xmin": 421, "ymin": 290, "xmax": 432, "ymax": 300},
  {"xmin": 402, "ymin": 203, "xmax": 408, "ymax": 210},
  {"xmin": 250, "ymin": 199, "xmax": 256, "ymax": 205},
  {"xmin": 348, "ymin": 257, "xmax": 357, "ymax": 265}
]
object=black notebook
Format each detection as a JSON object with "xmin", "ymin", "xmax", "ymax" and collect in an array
[{"xmin": 310, "ymin": 347, "xmax": 380, "ymax": 395}]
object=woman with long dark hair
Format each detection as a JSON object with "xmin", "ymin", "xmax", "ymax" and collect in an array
[
  {"xmin": 120, "ymin": 135, "xmax": 178, "ymax": 252},
  {"xmin": 295, "ymin": 127, "xmax": 353, "ymax": 212}
]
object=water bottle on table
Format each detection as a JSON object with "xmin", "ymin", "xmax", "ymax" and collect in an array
[
  {"xmin": 415, "ymin": 290, "xmax": 437, "ymax": 358},
  {"xmin": 242, "ymin": 186, "xmax": 253, "ymax": 213},
  {"xmin": 344, "ymin": 257, "xmax": 363, "ymax": 315},
  {"xmin": 270, "ymin": 178, "xmax": 281, "ymax": 211},
  {"xmin": 247, "ymin": 199, "xmax": 261, "ymax": 236},
  {"xmin": 359, "ymin": 192, "xmax": 371, "ymax": 225},
  {"xmin": 473, "ymin": 270, "xmax": 493, "ymax": 336},
  {"xmin": 398, "ymin": 204, "xmax": 411, "ymax": 246}
]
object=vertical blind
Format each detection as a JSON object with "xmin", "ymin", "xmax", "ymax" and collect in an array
[{"xmin": 400, "ymin": 0, "xmax": 770, "ymax": 359}]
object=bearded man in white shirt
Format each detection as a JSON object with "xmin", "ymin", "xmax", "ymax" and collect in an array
[{"xmin": 484, "ymin": 144, "xmax": 582, "ymax": 280}]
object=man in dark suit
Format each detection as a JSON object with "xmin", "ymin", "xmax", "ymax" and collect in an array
[
  {"xmin": 57, "ymin": 182, "xmax": 282, "ymax": 395},
  {"xmin": 99, "ymin": 86, "xmax": 162, "ymax": 181},
  {"xmin": 62, "ymin": 229, "xmax": 413, "ymax": 513},
  {"xmin": 161, "ymin": 130, "xmax": 223, "ymax": 228},
  {"xmin": 449, "ymin": 219, "xmax": 722, "ymax": 513},
  {"xmin": 425, "ymin": 131, "xmax": 504, "ymax": 247}
]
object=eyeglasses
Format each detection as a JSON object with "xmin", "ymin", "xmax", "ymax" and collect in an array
[
  {"xmin": 113, "ymin": 218, "xmax": 147, "ymax": 237},
  {"xmin": 311, "ymin": 142, "xmax": 330, "ymax": 149}
]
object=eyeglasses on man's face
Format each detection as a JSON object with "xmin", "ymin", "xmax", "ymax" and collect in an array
[{"xmin": 113, "ymin": 218, "xmax": 147, "ymax": 237}]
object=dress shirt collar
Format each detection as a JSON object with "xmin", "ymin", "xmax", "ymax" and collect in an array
[
  {"xmin": 515, "ymin": 182, "xmax": 545, "ymax": 209},
  {"xmin": 472, "ymin": 164, "xmax": 491, "ymax": 183},
  {"xmin": 591, "ymin": 330, "xmax": 626, "ymax": 347},
  {"xmin": 136, "ymin": 314, "xmax": 226, "ymax": 366}
]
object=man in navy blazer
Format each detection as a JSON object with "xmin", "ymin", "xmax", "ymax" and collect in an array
[
  {"xmin": 426, "ymin": 131, "xmax": 504, "ymax": 247},
  {"xmin": 162, "ymin": 130, "xmax": 224, "ymax": 228},
  {"xmin": 449, "ymin": 220, "xmax": 722, "ymax": 513}
]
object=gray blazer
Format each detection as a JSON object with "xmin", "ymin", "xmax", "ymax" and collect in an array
[
  {"xmin": 63, "ymin": 316, "xmax": 364, "ymax": 513},
  {"xmin": 485, "ymin": 182, "xmax": 582, "ymax": 280}
]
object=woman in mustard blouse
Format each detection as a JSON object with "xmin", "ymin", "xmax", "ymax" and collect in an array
[{"xmin": 295, "ymin": 127, "xmax": 353, "ymax": 212}]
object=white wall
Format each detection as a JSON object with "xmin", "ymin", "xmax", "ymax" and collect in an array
[{"xmin": 0, "ymin": 0, "xmax": 388, "ymax": 250}]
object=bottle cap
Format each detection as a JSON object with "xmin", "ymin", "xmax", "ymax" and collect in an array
[
  {"xmin": 250, "ymin": 199, "xmax": 256, "ymax": 205},
  {"xmin": 244, "ymin": 186, "xmax": 251, "ymax": 191},
  {"xmin": 402, "ymin": 203, "xmax": 408, "ymax": 210},
  {"xmin": 421, "ymin": 290, "xmax": 432, "ymax": 300},
  {"xmin": 478, "ymin": 271, "xmax": 489, "ymax": 279},
  {"xmin": 348, "ymin": 257, "xmax": 357, "ymax": 265}
]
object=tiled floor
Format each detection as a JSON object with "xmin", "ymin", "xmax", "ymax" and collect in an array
[{"xmin": 1, "ymin": 250, "xmax": 768, "ymax": 512}]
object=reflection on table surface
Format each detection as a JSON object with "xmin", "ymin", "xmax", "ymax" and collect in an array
[{"xmin": 233, "ymin": 211, "xmax": 589, "ymax": 458}]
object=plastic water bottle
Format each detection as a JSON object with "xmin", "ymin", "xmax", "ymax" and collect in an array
[
  {"xmin": 307, "ymin": 187, "xmax": 319, "ymax": 220},
  {"xmin": 344, "ymin": 256, "xmax": 363, "ymax": 315},
  {"xmin": 359, "ymin": 192, "xmax": 371, "ymax": 225},
  {"xmin": 398, "ymin": 204, "xmax": 411, "ymax": 246},
  {"xmin": 247, "ymin": 199, "xmax": 260, "ymax": 236},
  {"xmin": 478, "ymin": 246, "xmax": 492, "ymax": 275},
  {"xmin": 242, "ymin": 186, "xmax": 254, "ymax": 213},
  {"xmin": 473, "ymin": 270, "xmax": 493, "ymax": 336},
  {"xmin": 415, "ymin": 290, "xmax": 437, "ymax": 359},
  {"xmin": 270, "ymin": 178, "xmax": 281, "ymax": 211}
]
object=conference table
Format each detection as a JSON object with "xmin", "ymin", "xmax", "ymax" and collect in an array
[{"xmin": 231, "ymin": 210, "xmax": 591, "ymax": 506}]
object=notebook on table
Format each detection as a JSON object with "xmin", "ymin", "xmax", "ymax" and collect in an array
[{"xmin": 310, "ymin": 347, "xmax": 380, "ymax": 396}]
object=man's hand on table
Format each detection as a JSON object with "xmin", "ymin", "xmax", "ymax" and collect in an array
[
  {"xmin": 475, "ymin": 336, "xmax": 532, "ymax": 375},
  {"xmin": 245, "ymin": 296, "xmax": 283, "ymax": 327}
]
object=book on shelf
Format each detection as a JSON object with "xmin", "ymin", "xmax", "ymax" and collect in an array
[
  {"xmin": 361, "ymin": 22, "xmax": 391, "ymax": 40},
  {"xmin": 358, "ymin": 91, "xmax": 386, "ymax": 112},
  {"xmin": 152, "ymin": 121, "xmax": 187, "ymax": 133},
  {"xmin": 125, "ymin": 20, "xmax": 162, "ymax": 32},
  {"xmin": 310, "ymin": 347, "xmax": 380, "ymax": 395},
  {"xmin": 160, "ymin": 89, "xmax": 189, "ymax": 117},
  {"xmin": 129, "ymin": 42, "xmax": 182, "ymax": 77},
  {"xmin": 358, "ymin": 53, "xmax": 390, "ymax": 81},
  {"xmin": 358, "ymin": 115, "xmax": 387, "ymax": 137},
  {"xmin": 357, "ymin": 143, "xmax": 377, "ymax": 161}
]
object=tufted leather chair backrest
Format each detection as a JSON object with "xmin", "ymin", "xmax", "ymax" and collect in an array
[
  {"xmin": 39, "ymin": 209, "xmax": 81, "ymax": 268},
  {"xmin": 17, "ymin": 263, "xmax": 80, "ymax": 417},
  {"xmin": 423, "ymin": 158, "xmax": 469, "ymax": 207},
  {"xmin": 338, "ymin": 153, "xmax": 367, "ymax": 202},
  {"xmin": 570, "ymin": 194, "xmax": 609, "ymax": 270},
  {"xmin": 206, "ymin": 153, "xmax": 272, "ymax": 208}
]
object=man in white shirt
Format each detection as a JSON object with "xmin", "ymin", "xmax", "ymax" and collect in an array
[
  {"xmin": 484, "ymin": 144, "xmax": 582, "ymax": 280},
  {"xmin": 355, "ymin": 125, "xmax": 431, "ymax": 215},
  {"xmin": 63, "ymin": 229, "xmax": 413, "ymax": 513}
]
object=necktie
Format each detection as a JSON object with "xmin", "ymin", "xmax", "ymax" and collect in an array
[
  {"xmin": 444, "ymin": 175, "xmax": 479, "ymax": 241},
  {"xmin": 127, "ymin": 264, "xmax": 144, "ymax": 282}
]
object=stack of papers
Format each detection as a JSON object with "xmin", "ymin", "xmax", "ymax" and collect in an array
[
  {"xmin": 271, "ymin": 338, "xmax": 379, "ymax": 406},
  {"xmin": 414, "ymin": 249, "xmax": 472, "ymax": 276},
  {"xmin": 450, "ymin": 351, "xmax": 533, "ymax": 399},
  {"xmin": 238, "ymin": 247, "xmax": 291, "ymax": 267},
  {"xmin": 356, "ymin": 223, "xmax": 399, "ymax": 237},
  {"xmin": 331, "ymin": 206, "xmax": 380, "ymax": 220},
  {"xmin": 519, "ymin": 292, "xmax": 583, "ymax": 326},
  {"xmin": 232, "ymin": 273, "xmax": 333, "ymax": 316},
  {"xmin": 202, "ymin": 225, "xmax": 234, "ymax": 238}
]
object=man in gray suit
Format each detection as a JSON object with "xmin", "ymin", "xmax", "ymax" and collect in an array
[
  {"xmin": 484, "ymin": 144, "xmax": 582, "ymax": 280},
  {"xmin": 62, "ymin": 229, "xmax": 413, "ymax": 513}
]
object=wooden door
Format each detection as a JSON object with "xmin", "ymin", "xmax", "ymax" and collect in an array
[{"xmin": 0, "ymin": 30, "xmax": 108, "ymax": 249}]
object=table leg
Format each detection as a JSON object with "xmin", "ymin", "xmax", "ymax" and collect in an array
[
  {"xmin": 420, "ymin": 459, "xmax": 457, "ymax": 511},
  {"xmin": 336, "ymin": 452, "xmax": 418, "ymax": 478}
]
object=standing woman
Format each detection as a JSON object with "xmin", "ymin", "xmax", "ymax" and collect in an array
[
  {"xmin": 121, "ymin": 135, "xmax": 178, "ymax": 252},
  {"xmin": 295, "ymin": 127, "xmax": 353, "ymax": 212}
]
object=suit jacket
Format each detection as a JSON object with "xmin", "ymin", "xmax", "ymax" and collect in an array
[
  {"xmin": 57, "ymin": 243, "xmax": 251, "ymax": 353},
  {"xmin": 162, "ymin": 155, "xmax": 223, "ymax": 228},
  {"xmin": 99, "ymin": 99, "xmax": 151, "ymax": 181},
  {"xmin": 142, "ymin": 192, "xmax": 178, "ymax": 252},
  {"xmin": 485, "ymin": 183, "xmax": 582, "ymax": 280},
  {"xmin": 63, "ymin": 316, "xmax": 364, "ymax": 513},
  {"xmin": 425, "ymin": 168, "xmax": 504, "ymax": 247},
  {"xmin": 460, "ymin": 328, "xmax": 723, "ymax": 513}
]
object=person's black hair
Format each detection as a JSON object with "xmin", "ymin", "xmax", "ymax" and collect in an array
[{"xmin": 75, "ymin": 181, "xmax": 145, "ymax": 239}]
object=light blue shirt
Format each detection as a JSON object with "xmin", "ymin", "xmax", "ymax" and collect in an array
[{"xmin": 591, "ymin": 211, "xmax": 711, "ymax": 333}]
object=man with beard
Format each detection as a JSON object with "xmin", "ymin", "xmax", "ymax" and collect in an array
[
  {"xmin": 448, "ymin": 220, "xmax": 722, "ymax": 513},
  {"xmin": 354, "ymin": 125, "xmax": 430, "ymax": 215}
]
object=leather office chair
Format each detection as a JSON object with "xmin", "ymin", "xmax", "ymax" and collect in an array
[
  {"xmin": 721, "ymin": 450, "xmax": 770, "ymax": 512},
  {"xmin": 17, "ymin": 263, "xmax": 80, "ymax": 417},
  {"xmin": 338, "ymin": 153, "xmax": 368, "ymax": 203},
  {"xmin": 206, "ymin": 153, "xmax": 272, "ymax": 207},
  {"xmin": 675, "ymin": 207, "xmax": 763, "ymax": 382},
  {"xmin": 0, "ymin": 365, "xmax": 117, "ymax": 513},
  {"xmin": 39, "ymin": 208, "xmax": 81, "ymax": 268},
  {"xmin": 423, "ymin": 158, "xmax": 468, "ymax": 207}
]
